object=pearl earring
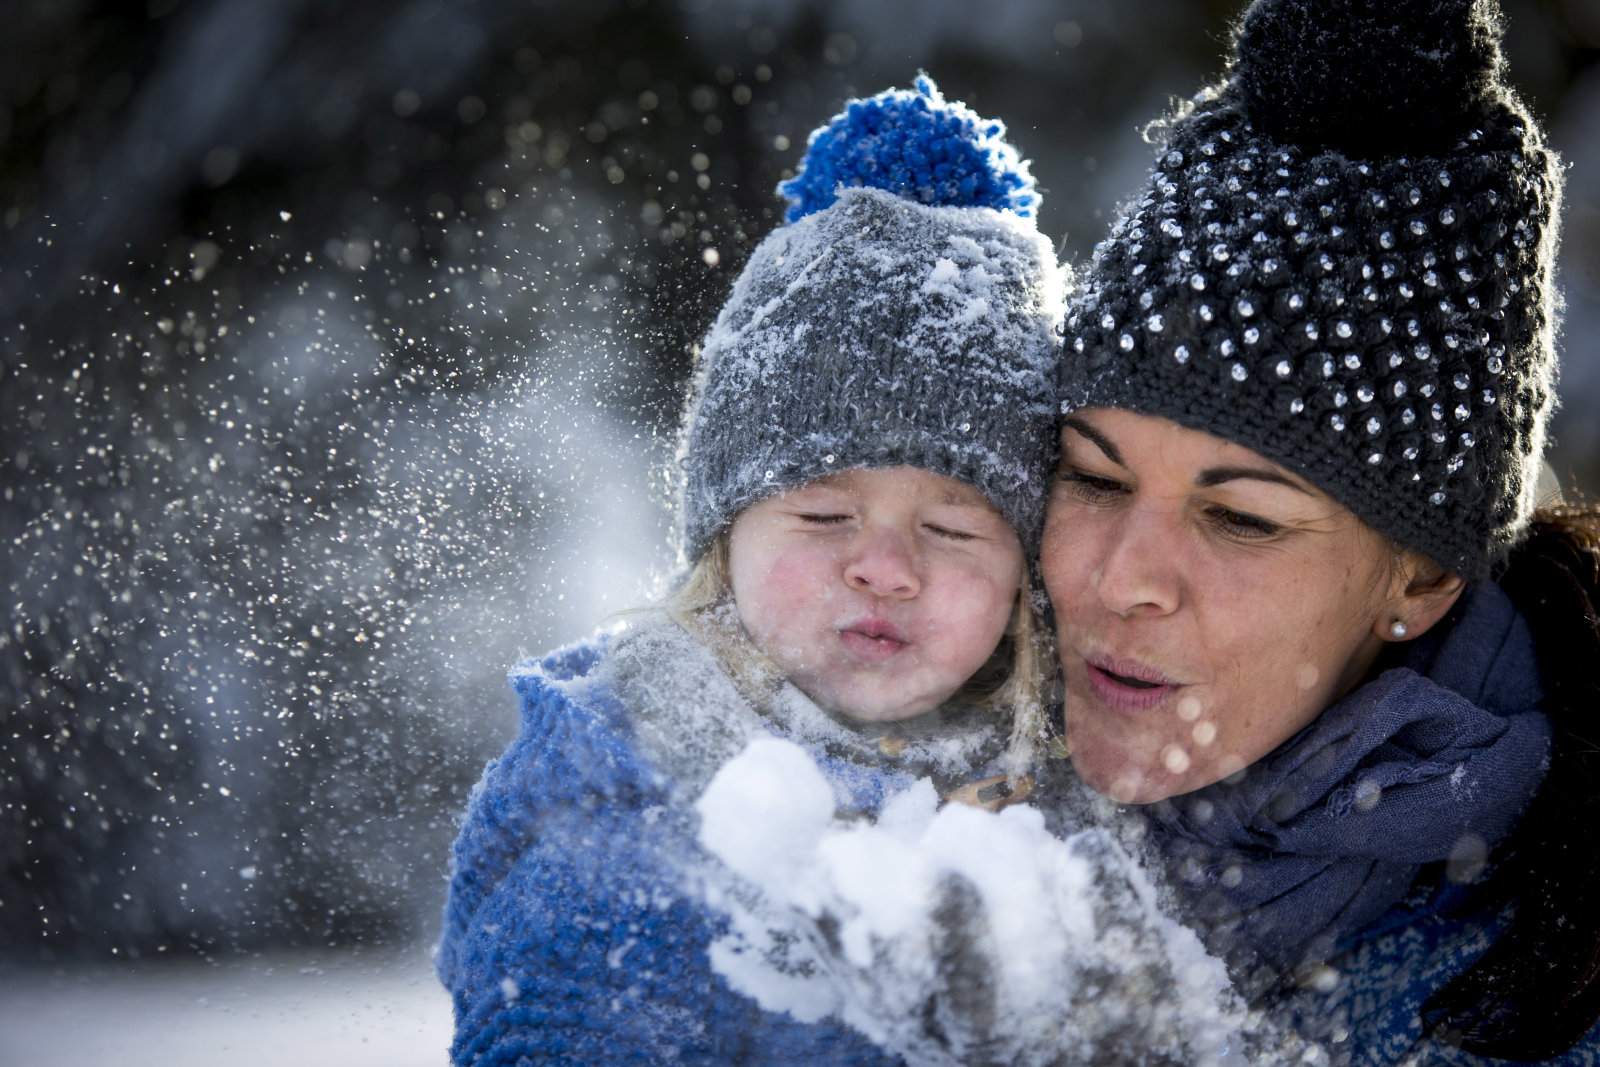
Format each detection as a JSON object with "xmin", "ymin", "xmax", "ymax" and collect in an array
[{"xmin": 1389, "ymin": 619, "xmax": 1409, "ymax": 639}]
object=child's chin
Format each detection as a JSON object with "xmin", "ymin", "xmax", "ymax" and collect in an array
[{"xmin": 812, "ymin": 685, "xmax": 946, "ymax": 724}]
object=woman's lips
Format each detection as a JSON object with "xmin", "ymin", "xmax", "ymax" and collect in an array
[
  {"xmin": 837, "ymin": 619, "xmax": 910, "ymax": 663},
  {"xmin": 1082, "ymin": 654, "xmax": 1180, "ymax": 711}
]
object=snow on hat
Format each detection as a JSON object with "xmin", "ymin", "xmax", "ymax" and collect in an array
[
  {"xmin": 678, "ymin": 76, "xmax": 1066, "ymax": 562},
  {"xmin": 1062, "ymin": 0, "xmax": 1563, "ymax": 583}
]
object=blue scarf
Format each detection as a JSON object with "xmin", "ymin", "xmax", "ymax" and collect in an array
[{"xmin": 1145, "ymin": 582, "xmax": 1551, "ymax": 974}]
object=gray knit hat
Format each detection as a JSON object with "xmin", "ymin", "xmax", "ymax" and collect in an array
[
  {"xmin": 679, "ymin": 79, "xmax": 1066, "ymax": 561},
  {"xmin": 1062, "ymin": 0, "xmax": 1563, "ymax": 583}
]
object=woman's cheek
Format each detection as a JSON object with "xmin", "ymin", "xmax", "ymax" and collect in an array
[{"xmin": 1041, "ymin": 509, "xmax": 1101, "ymax": 604}]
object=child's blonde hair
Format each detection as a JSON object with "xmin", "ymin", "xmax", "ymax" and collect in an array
[{"xmin": 662, "ymin": 532, "xmax": 1054, "ymax": 777}]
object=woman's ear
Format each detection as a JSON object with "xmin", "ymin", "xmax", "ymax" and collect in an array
[{"xmin": 1375, "ymin": 553, "xmax": 1466, "ymax": 642}]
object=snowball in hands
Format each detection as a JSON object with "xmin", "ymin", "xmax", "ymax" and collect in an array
[{"xmin": 697, "ymin": 738, "xmax": 1257, "ymax": 1066}]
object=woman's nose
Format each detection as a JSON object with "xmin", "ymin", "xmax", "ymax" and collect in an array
[
  {"xmin": 1092, "ymin": 508, "xmax": 1181, "ymax": 618},
  {"xmin": 843, "ymin": 528, "xmax": 921, "ymax": 598}
]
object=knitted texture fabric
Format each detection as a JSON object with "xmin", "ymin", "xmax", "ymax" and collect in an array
[
  {"xmin": 434, "ymin": 638, "xmax": 906, "ymax": 1066},
  {"xmin": 679, "ymin": 80, "xmax": 1065, "ymax": 563},
  {"xmin": 779, "ymin": 75, "xmax": 1037, "ymax": 222},
  {"xmin": 1272, "ymin": 883, "xmax": 1600, "ymax": 1066},
  {"xmin": 434, "ymin": 619, "xmax": 1016, "ymax": 1065},
  {"xmin": 1060, "ymin": 0, "xmax": 1563, "ymax": 582}
]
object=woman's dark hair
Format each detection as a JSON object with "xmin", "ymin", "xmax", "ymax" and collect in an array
[{"xmin": 1421, "ymin": 503, "xmax": 1600, "ymax": 1058}]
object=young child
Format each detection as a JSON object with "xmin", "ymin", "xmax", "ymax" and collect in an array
[{"xmin": 433, "ymin": 78, "xmax": 1064, "ymax": 1066}]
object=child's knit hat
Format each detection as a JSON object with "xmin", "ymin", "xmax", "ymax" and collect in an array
[
  {"xmin": 678, "ymin": 77, "xmax": 1066, "ymax": 561},
  {"xmin": 1062, "ymin": 0, "xmax": 1563, "ymax": 583}
]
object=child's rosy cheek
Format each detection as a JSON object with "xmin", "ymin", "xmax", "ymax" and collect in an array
[{"xmin": 759, "ymin": 553, "xmax": 834, "ymax": 606}]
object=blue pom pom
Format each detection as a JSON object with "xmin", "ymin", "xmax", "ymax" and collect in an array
[{"xmin": 778, "ymin": 75, "xmax": 1038, "ymax": 223}]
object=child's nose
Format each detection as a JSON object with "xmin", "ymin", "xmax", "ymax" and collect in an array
[{"xmin": 842, "ymin": 529, "xmax": 920, "ymax": 598}]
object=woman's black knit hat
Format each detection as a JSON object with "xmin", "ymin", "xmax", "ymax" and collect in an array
[{"xmin": 1062, "ymin": 0, "xmax": 1563, "ymax": 582}]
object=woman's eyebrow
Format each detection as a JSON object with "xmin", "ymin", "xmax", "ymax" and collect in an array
[
  {"xmin": 1061, "ymin": 416, "xmax": 1123, "ymax": 466},
  {"xmin": 1194, "ymin": 466, "xmax": 1314, "ymax": 494}
]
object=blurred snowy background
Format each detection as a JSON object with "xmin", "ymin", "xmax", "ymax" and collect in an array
[{"xmin": 1, "ymin": 0, "xmax": 1596, "ymax": 1062}]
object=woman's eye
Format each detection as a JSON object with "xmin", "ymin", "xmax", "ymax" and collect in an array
[
  {"xmin": 796, "ymin": 512, "xmax": 849, "ymax": 525},
  {"xmin": 1206, "ymin": 506, "xmax": 1281, "ymax": 539},
  {"xmin": 1059, "ymin": 471, "xmax": 1126, "ymax": 501}
]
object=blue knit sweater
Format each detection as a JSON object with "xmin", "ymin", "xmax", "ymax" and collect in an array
[
  {"xmin": 434, "ymin": 619, "xmax": 1012, "ymax": 1066},
  {"xmin": 1296, "ymin": 878, "xmax": 1600, "ymax": 1066}
]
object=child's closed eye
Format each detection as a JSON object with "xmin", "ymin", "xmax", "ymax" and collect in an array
[
  {"xmin": 796, "ymin": 512, "xmax": 851, "ymax": 525},
  {"xmin": 923, "ymin": 523, "xmax": 978, "ymax": 541}
]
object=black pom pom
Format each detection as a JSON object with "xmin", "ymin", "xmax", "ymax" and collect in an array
[{"xmin": 1232, "ymin": 0, "xmax": 1505, "ymax": 155}]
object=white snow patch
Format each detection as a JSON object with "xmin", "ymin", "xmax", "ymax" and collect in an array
[
  {"xmin": 0, "ymin": 945, "xmax": 450, "ymax": 1067},
  {"xmin": 696, "ymin": 735, "xmax": 835, "ymax": 907}
]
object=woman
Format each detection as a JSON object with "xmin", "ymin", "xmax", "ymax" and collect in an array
[{"xmin": 1046, "ymin": 0, "xmax": 1600, "ymax": 1061}]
